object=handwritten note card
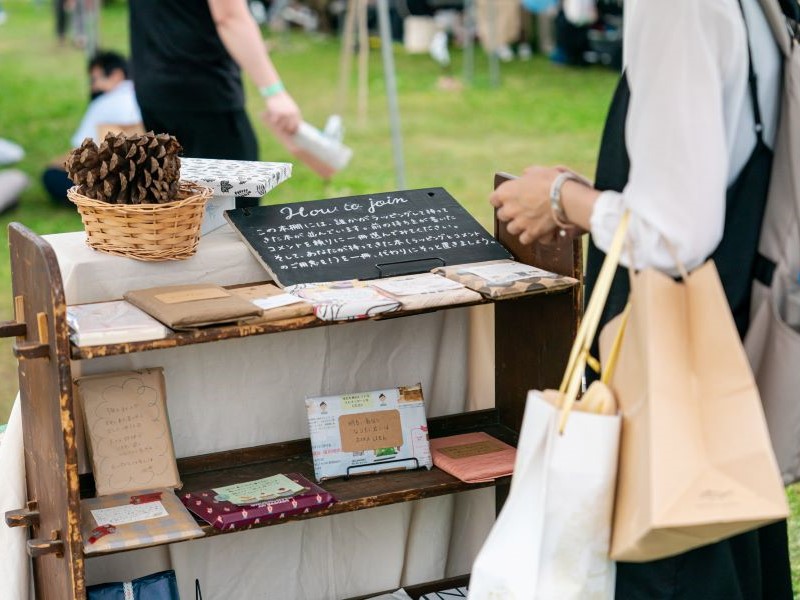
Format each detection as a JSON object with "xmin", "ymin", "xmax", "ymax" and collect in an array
[
  {"xmin": 91, "ymin": 501, "xmax": 168, "ymax": 526},
  {"xmin": 225, "ymin": 187, "xmax": 511, "ymax": 287},
  {"xmin": 339, "ymin": 410, "xmax": 404, "ymax": 452},
  {"xmin": 76, "ymin": 368, "xmax": 181, "ymax": 496}
]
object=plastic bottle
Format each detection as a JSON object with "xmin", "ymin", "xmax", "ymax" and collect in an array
[{"xmin": 786, "ymin": 272, "xmax": 800, "ymax": 332}]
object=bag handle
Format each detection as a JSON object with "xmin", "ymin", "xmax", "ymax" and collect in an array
[{"xmin": 557, "ymin": 212, "xmax": 630, "ymax": 432}]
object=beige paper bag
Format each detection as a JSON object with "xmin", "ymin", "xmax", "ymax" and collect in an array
[{"xmin": 602, "ymin": 261, "xmax": 788, "ymax": 562}]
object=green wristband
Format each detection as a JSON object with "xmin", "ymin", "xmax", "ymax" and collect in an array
[{"xmin": 259, "ymin": 81, "xmax": 286, "ymax": 98}]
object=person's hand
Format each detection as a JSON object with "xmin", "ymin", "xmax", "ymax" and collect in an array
[
  {"xmin": 262, "ymin": 91, "xmax": 302, "ymax": 136},
  {"xmin": 489, "ymin": 165, "xmax": 568, "ymax": 245}
]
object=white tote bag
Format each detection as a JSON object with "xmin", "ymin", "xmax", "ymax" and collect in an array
[
  {"xmin": 468, "ymin": 391, "xmax": 620, "ymax": 600},
  {"xmin": 469, "ymin": 217, "xmax": 632, "ymax": 600}
]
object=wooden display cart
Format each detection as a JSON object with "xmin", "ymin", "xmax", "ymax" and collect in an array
[{"xmin": 1, "ymin": 174, "xmax": 582, "ymax": 599}]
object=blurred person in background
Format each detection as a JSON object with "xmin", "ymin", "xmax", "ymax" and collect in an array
[
  {"xmin": 129, "ymin": 0, "xmax": 303, "ymax": 209},
  {"xmin": 0, "ymin": 139, "xmax": 29, "ymax": 214},
  {"xmin": 42, "ymin": 50, "xmax": 142, "ymax": 207}
]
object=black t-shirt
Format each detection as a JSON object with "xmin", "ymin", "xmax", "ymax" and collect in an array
[{"xmin": 129, "ymin": 0, "xmax": 245, "ymax": 112}]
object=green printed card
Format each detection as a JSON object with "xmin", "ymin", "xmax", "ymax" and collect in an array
[{"xmin": 212, "ymin": 474, "xmax": 305, "ymax": 506}]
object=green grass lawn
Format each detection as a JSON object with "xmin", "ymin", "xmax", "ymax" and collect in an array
[{"xmin": 0, "ymin": 0, "xmax": 798, "ymax": 593}]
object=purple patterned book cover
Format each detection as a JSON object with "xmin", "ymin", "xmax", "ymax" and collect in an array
[{"xmin": 180, "ymin": 473, "xmax": 336, "ymax": 531}]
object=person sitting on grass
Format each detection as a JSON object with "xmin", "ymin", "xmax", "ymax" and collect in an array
[{"xmin": 42, "ymin": 50, "xmax": 142, "ymax": 208}]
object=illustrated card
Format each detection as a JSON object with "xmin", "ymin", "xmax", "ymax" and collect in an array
[{"xmin": 305, "ymin": 384, "xmax": 433, "ymax": 481}]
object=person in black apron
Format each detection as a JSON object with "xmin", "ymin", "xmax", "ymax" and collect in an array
[{"xmin": 490, "ymin": 0, "xmax": 793, "ymax": 596}]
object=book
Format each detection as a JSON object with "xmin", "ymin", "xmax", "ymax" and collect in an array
[
  {"xmin": 124, "ymin": 283, "xmax": 261, "ymax": 329},
  {"xmin": 305, "ymin": 384, "xmax": 433, "ymax": 481},
  {"xmin": 81, "ymin": 488, "xmax": 204, "ymax": 554},
  {"xmin": 75, "ymin": 368, "xmax": 182, "ymax": 496},
  {"xmin": 67, "ymin": 300, "xmax": 169, "ymax": 346},
  {"xmin": 181, "ymin": 473, "xmax": 336, "ymax": 531},
  {"xmin": 433, "ymin": 259, "xmax": 577, "ymax": 299},
  {"xmin": 429, "ymin": 432, "xmax": 515, "ymax": 483},
  {"xmin": 286, "ymin": 281, "xmax": 401, "ymax": 321}
]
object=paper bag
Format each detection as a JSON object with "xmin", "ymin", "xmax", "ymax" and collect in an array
[
  {"xmin": 469, "ymin": 391, "xmax": 620, "ymax": 600},
  {"xmin": 603, "ymin": 261, "xmax": 789, "ymax": 562}
]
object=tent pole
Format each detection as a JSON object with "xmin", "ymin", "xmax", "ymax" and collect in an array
[{"xmin": 376, "ymin": 0, "xmax": 406, "ymax": 188}]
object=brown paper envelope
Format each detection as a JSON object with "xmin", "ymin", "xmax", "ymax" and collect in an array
[{"xmin": 124, "ymin": 283, "xmax": 261, "ymax": 329}]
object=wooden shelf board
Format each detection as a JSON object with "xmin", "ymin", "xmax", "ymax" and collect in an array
[
  {"xmin": 82, "ymin": 410, "xmax": 516, "ymax": 558},
  {"xmin": 69, "ymin": 284, "xmax": 576, "ymax": 360}
]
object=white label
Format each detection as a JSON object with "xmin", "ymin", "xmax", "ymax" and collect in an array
[
  {"xmin": 371, "ymin": 274, "xmax": 464, "ymax": 296},
  {"xmin": 465, "ymin": 263, "xmax": 555, "ymax": 284},
  {"xmin": 252, "ymin": 293, "xmax": 305, "ymax": 311},
  {"xmin": 91, "ymin": 501, "xmax": 168, "ymax": 526}
]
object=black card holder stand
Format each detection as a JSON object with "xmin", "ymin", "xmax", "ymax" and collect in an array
[
  {"xmin": 375, "ymin": 257, "xmax": 446, "ymax": 279},
  {"xmin": 344, "ymin": 457, "xmax": 421, "ymax": 479}
]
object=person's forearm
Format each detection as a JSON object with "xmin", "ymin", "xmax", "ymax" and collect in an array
[
  {"xmin": 212, "ymin": 5, "xmax": 282, "ymax": 89},
  {"xmin": 560, "ymin": 179, "xmax": 600, "ymax": 232}
]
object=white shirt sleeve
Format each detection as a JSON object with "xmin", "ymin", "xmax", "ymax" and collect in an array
[{"xmin": 589, "ymin": 0, "xmax": 746, "ymax": 274}]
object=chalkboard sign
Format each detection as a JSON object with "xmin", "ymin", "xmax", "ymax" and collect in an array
[{"xmin": 225, "ymin": 187, "xmax": 511, "ymax": 287}]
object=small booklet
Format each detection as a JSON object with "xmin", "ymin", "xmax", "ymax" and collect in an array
[
  {"xmin": 429, "ymin": 432, "xmax": 515, "ymax": 483},
  {"xmin": 67, "ymin": 300, "xmax": 169, "ymax": 346},
  {"xmin": 181, "ymin": 473, "xmax": 336, "ymax": 531},
  {"xmin": 433, "ymin": 259, "xmax": 577, "ymax": 299},
  {"xmin": 81, "ymin": 488, "xmax": 203, "ymax": 554},
  {"xmin": 306, "ymin": 384, "xmax": 433, "ymax": 481}
]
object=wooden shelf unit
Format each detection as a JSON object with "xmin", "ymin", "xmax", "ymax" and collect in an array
[{"xmin": 2, "ymin": 174, "xmax": 582, "ymax": 599}]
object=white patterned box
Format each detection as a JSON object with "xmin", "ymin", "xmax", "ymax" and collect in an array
[{"xmin": 180, "ymin": 158, "xmax": 293, "ymax": 235}]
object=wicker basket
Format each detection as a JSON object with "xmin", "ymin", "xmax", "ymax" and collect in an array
[{"xmin": 67, "ymin": 182, "xmax": 213, "ymax": 261}]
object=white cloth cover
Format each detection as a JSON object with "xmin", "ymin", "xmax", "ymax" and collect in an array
[
  {"xmin": 469, "ymin": 391, "xmax": 620, "ymax": 600},
  {"xmin": 0, "ymin": 225, "xmax": 496, "ymax": 599}
]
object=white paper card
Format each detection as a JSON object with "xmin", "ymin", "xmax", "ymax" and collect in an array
[
  {"xmin": 91, "ymin": 501, "xmax": 168, "ymax": 526},
  {"xmin": 465, "ymin": 262, "xmax": 556, "ymax": 284},
  {"xmin": 370, "ymin": 274, "xmax": 464, "ymax": 296},
  {"xmin": 252, "ymin": 293, "xmax": 304, "ymax": 311}
]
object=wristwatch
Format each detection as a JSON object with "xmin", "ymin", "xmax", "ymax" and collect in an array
[{"xmin": 549, "ymin": 171, "xmax": 586, "ymax": 230}]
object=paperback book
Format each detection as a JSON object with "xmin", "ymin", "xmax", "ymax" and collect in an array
[
  {"xmin": 67, "ymin": 300, "xmax": 169, "ymax": 346},
  {"xmin": 181, "ymin": 473, "xmax": 336, "ymax": 531}
]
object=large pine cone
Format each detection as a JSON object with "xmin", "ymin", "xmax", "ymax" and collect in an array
[{"xmin": 65, "ymin": 131, "xmax": 183, "ymax": 204}]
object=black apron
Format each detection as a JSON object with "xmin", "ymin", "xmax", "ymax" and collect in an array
[{"xmin": 584, "ymin": 4, "xmax": 794, "ymax": 598}]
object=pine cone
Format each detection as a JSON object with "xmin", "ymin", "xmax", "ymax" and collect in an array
[{"xmin": 65, "ymin": 131, "xmax": 183, "ymax": 204}]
